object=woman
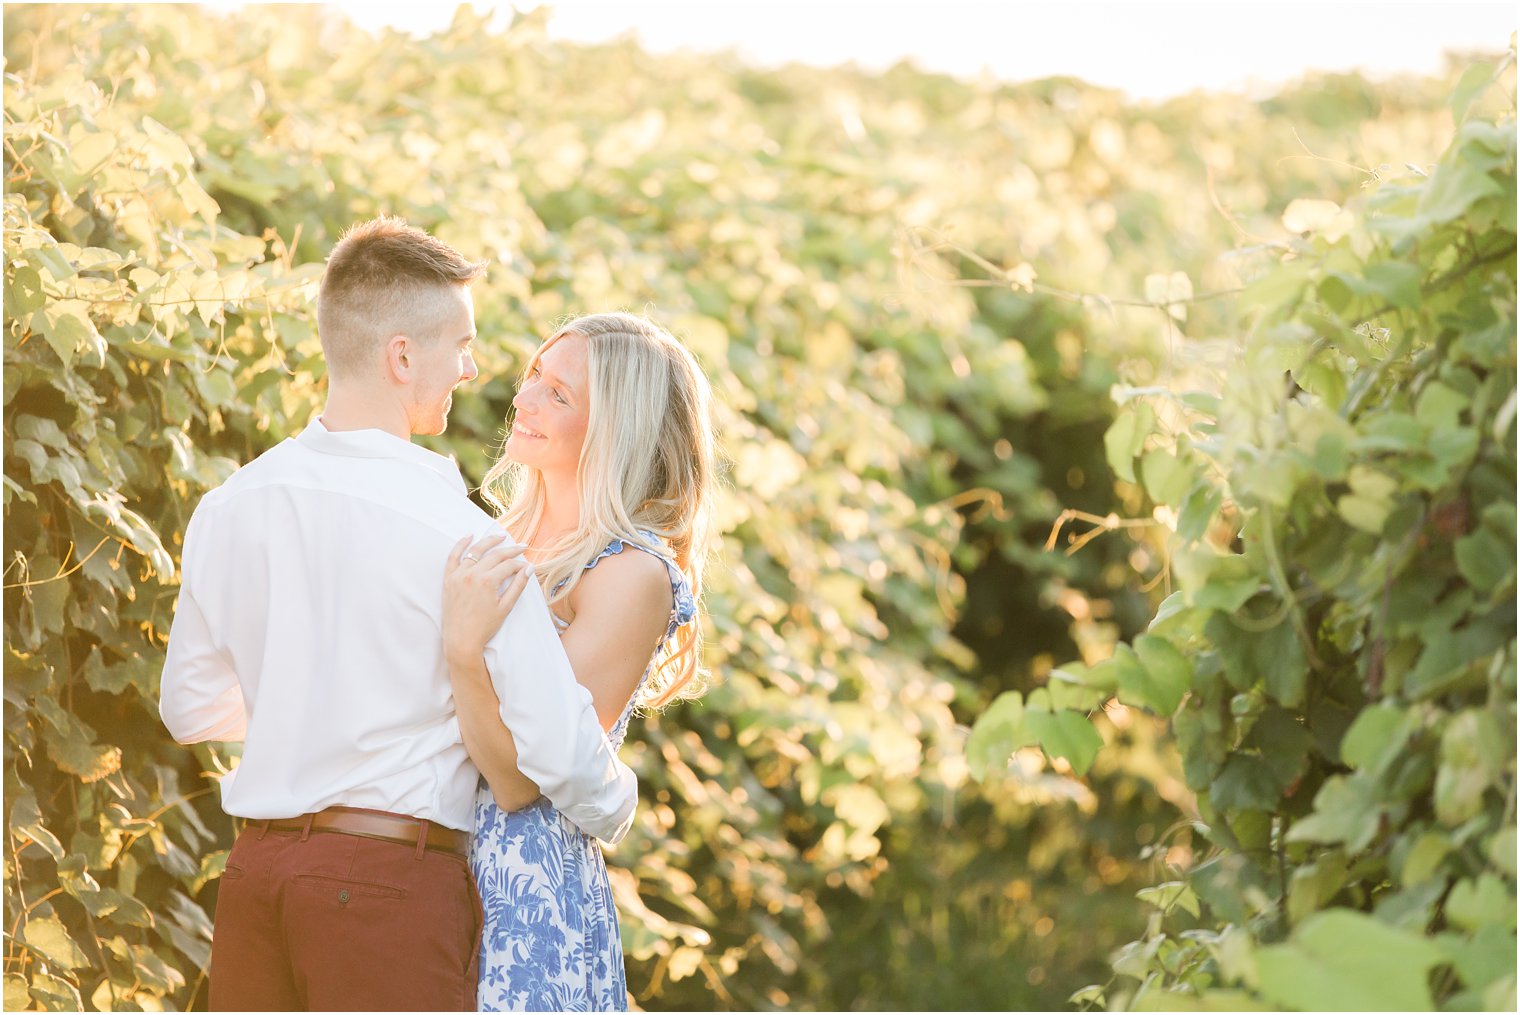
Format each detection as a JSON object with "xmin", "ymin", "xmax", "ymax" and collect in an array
[{"xmin": 441, "ymin": 312, "xmax": 715, "ymax": 1011}]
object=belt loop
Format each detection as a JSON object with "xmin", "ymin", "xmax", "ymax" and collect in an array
[
  {"xmin": 300, "ymin": 813, "xmax": 314, "ymax": 843},
  {"xmin": 255, "ymin": 819, "xmax": 270, "ymax": 841},
  {"xmin": 414, "ymin": 819, "xmax": 429, "ymax": 861}
]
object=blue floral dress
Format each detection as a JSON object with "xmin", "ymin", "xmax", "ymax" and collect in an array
[{"xmin": 471, "ymin": 531, "xmax": 696, "ymax": 1012}]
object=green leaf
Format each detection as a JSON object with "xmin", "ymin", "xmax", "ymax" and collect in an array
[
  {"xmin": 1416, "ymin": 162, "xmax": 1504, "ymax": 224},
  {"xmin": 1176, "ymin": 483, "xmax": 1222, "ymax": 542},
  {"xmin": 1454, "ymin": 529, "xmax": 1513, "ymax": 592},
  {"xmin": 1488, "ymin": 826, "xmax": 1517, "ymax": 878},
  {"xmin": 1339, "ymin": 702, "xmax": 1417, "ymax": 777},
  {"xmin": 35, "ymin": 697, "xmax": 123, "ymax": 783},
  {"xmin": 1436, "ymin": 924, "xmax": 1518, "ymax": 994},
  {"xmin": 1415, "ymin": 381, "xmax": 1467, "ymax": 431},
  {"xmin": 1180, "ymin": 551, "xmax": 1260, "ymax": 613},
  {"xmin": 1175, "ymin": 707, "xmax": 1226, "ymax": 789},
  {"xmin": 1023, "ymin": 708, "xmax": 1104, "ymax": 776},
  {"xmin": 28, "ymin": 972, "xmax": 83, "ymax": 1012},
  {"xmin": 1124, "ymin": 635, "xmax": 1191, "ymax": 716},
  {"xmin": 1450, "ymin": 61, "xmax": 1495, "ymax": 123},
  {"xmin": 1046, "ymin": 661, "xmax": 1114, "ymax": 711},
  {"xmin": 1240, "ymin": 256, "xmax": 1311, "ymax": 319},
  {"xmin": 1286, "ymin": 774, "xmax": 1385, "ymax": 852},
  {"xmin": 66, "ymin": 128, "xmax": 118, "ymax": 178},
  {"xmin": 93, "ymin": 888, "xmax": 155, "ymax": 927},
  {"xmin": 1337, "ymin": 493, "xmax": 1390, "ymax": 534},
  {"xmin": 1146, "ymin": 591, "xmax": 1197, "ymax": 636},
  {"xmin": 1090, "ymin": 644, "xmax": 1145, "ymax": 700},
  {"xmin": 1392, "ymin": 832, "xmax": 1453, "ymax": 887},
  {"xmin": 10, "ymin": 792, "xmax": 65, "ymax": 860},
  {"xmin": 22, "ymin": 915, "xmax": 90, "ymax": 969},
  {"xmin": 1246, "ymin": 710, "xmax": 1312, "ymax": 788},
  {"xmin": 1257, "ymin": 620, "xmax": 1307, "ymax": 709},
  {"xmin": 1104, "ymin": 403, "xmax": 1154, "ymax": 484},
  {"xmin": 1139, "ymin": 989, "xmax": 1274, "ymax": 1012},
  {"xmin": 1446, "ymin": 873, "xmax": 1516, "ymax": 932},
  {"xmin": 1282, "ymin": 198, "xmax": 1348, "ymax": 237},
  {"xmin": 1356, "ymin": 412, "xmax": 1424, "ymax": 452},
  {"xmin": 1256, "ymin": 909, "xmax": 1444, "ymax": 1011},
  {"xmin": 6, "ymin": 265, "xmax": 46, "ymax": 318},
  {"xmin": 1287, "ymin": 851, "xmax": 1349, "ymax": 926},
  {"xmin": 1210, "ymin": 753, "xmax": 1284, "ymax": 812},
  {"xmin": 965, "ymin": 691, "xmax": 1032, "ymax": 781},
  {"xmin": 1140, "ymin": 448, "xmax": 1193, "ymax": 506},
  {"xmin": 30, "ymin": 244, "xmax": 77, "ymax": 283},
  {"xmin": 1068, "ymin": 985, "xmax": 1105, "ymax": 1006},
  {"xmin": 3, "ymin": 976, "xmax": 29, "ymax": 1011},
  {"xmin": 1483, "ymin": 975, "xmax": 1517, "ymax": 1013},
  {"xmin": 1362, "ymin": 261, "xmax": 1423, "ymax": 310},
  {"xmin": 16, "ymin": 414, "xmax": 70, "ymax": 449},
  {"xmin": 1436, "ymin": 710, "xmax": 1506, "ymax": 826},
  {"xmin": 1204, "ymin": 610, "xmax": 1306, "ymax": 706},
  {"xmin": 1308, "ymin": 430, "xmax": 1349, "ymax": 479},
  {"xmin": 1135, "ymin": 881, "xmax": 1200, "ymax": 918},
  {"xmin": 57, "ymin": 854, "xmax": 103, "ymax": 910},
  {"xmin": 1144, "ymin": 270, "xmax": 1192, "ymax": 321}
]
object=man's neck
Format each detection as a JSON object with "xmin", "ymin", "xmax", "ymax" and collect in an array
[{"xmin": 322, "ymin": 386, "xmax": 410, "ymax": 440}]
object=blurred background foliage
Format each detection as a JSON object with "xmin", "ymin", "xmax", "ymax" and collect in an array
[{"xmin": 2, "ymin": 4, "xmax": 1511, "ymax": 1010}]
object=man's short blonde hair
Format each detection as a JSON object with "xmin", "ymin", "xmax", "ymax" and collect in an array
[{"xmin": 316, "ymin": 216, "xmax": 486, "ymax": 379}]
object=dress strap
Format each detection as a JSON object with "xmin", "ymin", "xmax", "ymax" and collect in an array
[{"xmin": 548, "ymin": 530, "xmax": 696, "ymax": 632}]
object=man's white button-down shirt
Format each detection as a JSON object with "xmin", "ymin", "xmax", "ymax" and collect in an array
[{"xmin": 159, "ymin": 419, "xmax": 638, "ymax": 843}]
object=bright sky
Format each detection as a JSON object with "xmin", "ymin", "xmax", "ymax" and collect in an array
[{"xmin": 297, "ymin": 0, "xmax": 1517, "ymax": 101}]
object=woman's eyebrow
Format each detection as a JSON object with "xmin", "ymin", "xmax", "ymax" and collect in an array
[{"xmin": 538, "ymin": 365, "xmax": 577, "ymax": 398}]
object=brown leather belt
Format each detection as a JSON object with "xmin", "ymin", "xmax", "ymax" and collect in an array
[{"xmin": 249, "ymin": 805, "xmax": 469, "ymax": 858}]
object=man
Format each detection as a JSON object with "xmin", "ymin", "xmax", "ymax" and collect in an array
[{"xmin": 159, "ymin": 216, "xmax": 637, "ymax": 1011}]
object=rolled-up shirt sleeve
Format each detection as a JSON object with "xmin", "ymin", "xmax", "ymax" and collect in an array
[{"xmin": 482, "ymin": 574, "xmax": 638, "ymax": 844}]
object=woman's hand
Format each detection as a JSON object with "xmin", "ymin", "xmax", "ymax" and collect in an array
[{"xmin": 443, "ymin": 534, "xmax": 534, "ymax": 666}]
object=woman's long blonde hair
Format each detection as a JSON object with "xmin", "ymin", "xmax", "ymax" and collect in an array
[{"xmin": 482, "ymin": 312, "xmax": 716, "ymax": 707}]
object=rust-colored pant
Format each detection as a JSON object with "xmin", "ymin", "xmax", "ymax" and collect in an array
[{"xmin": 208, "ymin": 818, "xmax": 481, "ymax": 1011}]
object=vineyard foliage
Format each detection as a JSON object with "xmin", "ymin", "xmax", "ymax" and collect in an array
[
  {"xmin": 3, "ymin": 4, "xmax": 1513, "ymax": 1011},
  {"xmin": 971, "ymin": 52, "xmax": 1517, "ymax": 1013}
]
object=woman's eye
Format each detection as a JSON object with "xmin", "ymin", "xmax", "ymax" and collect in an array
[{"xmin": 552, "ymin": 390, "xmax": 566, "ymax": 404}]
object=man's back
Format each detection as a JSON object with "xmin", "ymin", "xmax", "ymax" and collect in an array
[{"xmin": 161, "ymin": 421, "xmax": 492, "ymax": 827}]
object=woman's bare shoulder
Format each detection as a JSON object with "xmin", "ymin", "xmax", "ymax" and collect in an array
[{"xmin": 577, "ymin": 542, "xmax": 673, "ymax": 603}]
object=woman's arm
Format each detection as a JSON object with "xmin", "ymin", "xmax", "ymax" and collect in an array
[
  {"xmin": 555, "ymin": 548, "xmax": 674, "ymax": 729},
  {"xmin": 444, "ymin": 536, "xmax": 674, "ymax": 808},
  {"xmin": 447, "ymin": 652, "xmax": 542, "ymax": 811},
  {"xmin": 443, "ymin": 536, "xmax": 540, "ymax": 810}
]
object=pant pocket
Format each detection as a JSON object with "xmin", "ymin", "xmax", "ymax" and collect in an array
[{"xmin": 292, "ymin": 872, "xmax": 408, "ymax": 903}]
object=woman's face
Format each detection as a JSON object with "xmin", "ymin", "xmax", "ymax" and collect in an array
[{"xmin": 505, "ymin": 332, "xmax": 590, "ymax": 476}]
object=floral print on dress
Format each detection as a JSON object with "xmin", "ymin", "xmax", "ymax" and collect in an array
[{"xmin": 471, "ymin": 531, "xmax": 693, "ymax": 1012}]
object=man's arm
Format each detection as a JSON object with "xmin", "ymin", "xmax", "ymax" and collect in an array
[
  {"xmin": 160, "ymin": 584, "xmax": 248, "ymax": 743},
  {"xmin": 475, "ymin": 574, "xmax": 638, "ymax": 844}
]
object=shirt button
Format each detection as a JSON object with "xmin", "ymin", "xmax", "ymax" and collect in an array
[{"xmin": 338, "ymin": 890, "xmax": 350, "ymax": 904}]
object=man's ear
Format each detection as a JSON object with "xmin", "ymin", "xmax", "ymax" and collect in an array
[{"xmin": 383, "ymin": 334, "xmax": 411, "ymax": 381}]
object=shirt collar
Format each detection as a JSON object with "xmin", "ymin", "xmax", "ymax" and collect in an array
[{"xmin": 295, "ymin": 418, "xmax": 467, "ymax": 495}]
